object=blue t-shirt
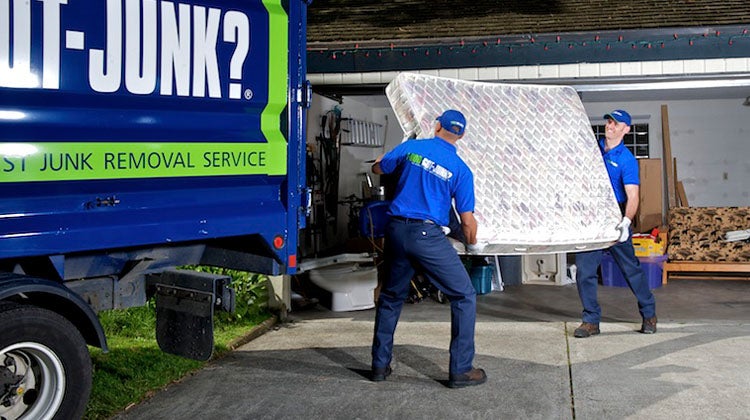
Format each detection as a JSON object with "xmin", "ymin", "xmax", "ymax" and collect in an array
[
  {"xmin": 379, "ymin": 137, "xmax": 475, "ymax": 226},
  {"xmin": 599, "ymin": 138, "xmax": 639, "ymax": 203}
]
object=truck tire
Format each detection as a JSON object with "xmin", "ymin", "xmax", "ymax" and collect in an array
[{"xmin": 0, "ymin": 302, "xmax": 92, "ymax": 420}]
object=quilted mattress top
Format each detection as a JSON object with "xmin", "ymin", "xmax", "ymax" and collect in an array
[{"xmin": 385, "ymin": 72, "xmax": 621, "ymax": 255}]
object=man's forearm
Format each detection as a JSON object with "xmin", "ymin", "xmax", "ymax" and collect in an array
[
  {"xmin": 460, "ymin": 211, "xmax": 477, "ymax": 244},
  {"xmin": 371, "ymin": 154, "xmax": 384, "ymax": 175},
  {"xmin": 624, "ymin": 200, "xmax": 638, "ymax": 221},
  {"xmin": 623, "ymin": 185, "xmax": 640, "ymax": 220}
]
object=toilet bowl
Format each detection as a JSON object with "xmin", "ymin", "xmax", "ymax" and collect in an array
[{"xmin": 309, "ymin": 263, "xmax": 378, "ymax": 312}]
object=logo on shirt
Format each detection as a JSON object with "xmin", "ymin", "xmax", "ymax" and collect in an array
[{"xmin": 406, "ymin": 153, "xmax": 453, "ymax": 181}]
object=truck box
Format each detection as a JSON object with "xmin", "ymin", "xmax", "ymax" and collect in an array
[{"xmin": 1, "ymin": 0, "xmax": 308, "ymax": 276}]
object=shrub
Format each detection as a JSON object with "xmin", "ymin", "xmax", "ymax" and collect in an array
[{"xmin": 188, "ymin": 266, "xmax": 269, "ymax": 323}]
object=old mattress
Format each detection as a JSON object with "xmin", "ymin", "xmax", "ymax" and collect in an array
[{"xmin": 385, "ymin": 73, "xmax": 621, "ymax": 255}]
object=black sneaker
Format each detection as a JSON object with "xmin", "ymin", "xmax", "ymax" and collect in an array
[
  {"xmin": 640, "ymin": 316, "xmax": 657, "ymax": 334},
  {"xmin": 573, "ymin": 322, "xmax": 600, "ymax": 338},
  {"xmin": 371, "ymin": 365, "xmax": 392, "ymax": 382},
  {"xmin": 448, "ymin": 368, "xmax": 487, "ymax": 388}
]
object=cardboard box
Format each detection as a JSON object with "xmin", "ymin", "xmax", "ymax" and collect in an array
[{"xmin": 635, "ymin": 159, "xmax": 664, "ymax": 233}]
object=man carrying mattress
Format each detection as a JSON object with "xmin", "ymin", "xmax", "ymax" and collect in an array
[
  {"xmin": 574, "ymin": 109, "xmax": 658, "ymax": 338},
  {"xmin": 370, "ymin": 109, "xmax": 487, "ymax": 388}
]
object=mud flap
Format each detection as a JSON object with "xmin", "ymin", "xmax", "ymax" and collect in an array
[{"xmin": 146, "ymin": 269, "xmax": 235, "ymax": 361}]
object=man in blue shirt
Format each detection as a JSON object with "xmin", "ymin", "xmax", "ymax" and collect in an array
[
  {"xmin": 370, "ymin": 109, "xmax": 486, "ymax": 388},
  {"xmin": 574, "ymin": 109, "xmax": 658, "ymax": 338}
]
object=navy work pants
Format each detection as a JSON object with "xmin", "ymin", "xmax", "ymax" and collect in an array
[
  {"xmin": 372, "ymin": 218, "xmax": 477, "ymax": 376},
  {"xmin": 575, "ymin": 236, "xmax": 656, "ymax": 324}
]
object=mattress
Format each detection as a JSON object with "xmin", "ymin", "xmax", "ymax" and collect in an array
[{"xmin": 385, "ymin": 73, "xmax": 621, "ymax": 255}]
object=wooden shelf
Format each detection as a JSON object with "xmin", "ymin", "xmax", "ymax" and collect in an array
[{"xmin": 662, "ymin": 261, "xmax": 750, "ymax": 285}]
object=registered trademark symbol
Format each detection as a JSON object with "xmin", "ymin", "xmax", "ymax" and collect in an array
[{"xmin": 244, "ymin": 89, "xmax": 253, "ymax": 100}]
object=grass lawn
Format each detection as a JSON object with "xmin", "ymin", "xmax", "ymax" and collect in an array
[{"xmin": 83, "ymin": 270, "xmax": 272, "ymax": 419}]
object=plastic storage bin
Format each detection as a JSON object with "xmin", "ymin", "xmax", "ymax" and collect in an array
[
  {"xmin": 470, "ymin": 265, "xmax": 494, "ymax": 295},
  {"xmin": 631, "ymin": 235, "xmax": 665, "ymax": 257},
  {"xmin": 359, "ymin": 200, "xmax": 391, "ymax": 238},
  {"xmin": 601, "ymin": 253, "xmax": 666, "ymax": 289}
]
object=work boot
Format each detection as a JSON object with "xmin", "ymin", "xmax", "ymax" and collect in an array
[
  {"xmin": 448, "ymin": 368, "xmax": 487, "ymax": 388},
  {"xmin": 640, "ymin": 316, "xmax": 657, "ymax": 334},
  {"xmin": 573, "ymin": 322, "xmax": 600, "ymax": 338},
  {"xmin": 371, "ymin": 365, "xmax": 392, "ymax": 382}
]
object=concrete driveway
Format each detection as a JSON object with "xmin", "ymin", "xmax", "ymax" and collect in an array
[{"xmin": 114, "ymin": 280, "xmax": 749, "ymax": 419}]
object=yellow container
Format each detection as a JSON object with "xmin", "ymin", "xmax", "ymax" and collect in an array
[{"xmin": 632, "ymin": 236, "xmax": 665, "ymax": 257}]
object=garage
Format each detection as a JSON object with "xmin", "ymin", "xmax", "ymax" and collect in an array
[{"xmin": 301, "ymin": 1, "xmax": 750, "ymax": 284}]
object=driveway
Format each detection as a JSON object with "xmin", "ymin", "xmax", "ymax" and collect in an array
[{"xmin": 114, "ymin": 280, "xmax": 750, "ymax": 419}]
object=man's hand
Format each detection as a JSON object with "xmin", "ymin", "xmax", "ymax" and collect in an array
[
  {"xmin": 466, "ymin": 242, "xmax": 486, "ymax": 254},
  {"xmin": 616, "ymin": 216, "xmax": 631, "ymax": 242}
]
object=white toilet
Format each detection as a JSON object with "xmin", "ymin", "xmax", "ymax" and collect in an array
[{"xmin": 309, "ymin": 263, "xmax": 378, "ymax": 312}]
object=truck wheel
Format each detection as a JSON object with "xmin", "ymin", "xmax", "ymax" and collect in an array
[{"xmin": 0, "ymin": 303, "xmax": 92, "ymax": 420}]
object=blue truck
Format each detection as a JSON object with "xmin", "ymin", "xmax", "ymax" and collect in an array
[{"xmin": 0, "ymin": 0, "xmax": 310, "ymax": 417}]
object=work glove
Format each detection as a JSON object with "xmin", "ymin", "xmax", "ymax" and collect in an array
[
  {"xmin": 466, "ymin": 242, "xmax": 486, "ymax": 254},
  {"xmin": 616, "ymin": 216, "xmax": 631, "ymax": 243}
]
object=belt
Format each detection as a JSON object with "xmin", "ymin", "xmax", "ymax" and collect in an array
[{"xmin": 391, "ymin": 215, "xmax": 435, "ymax": 224}]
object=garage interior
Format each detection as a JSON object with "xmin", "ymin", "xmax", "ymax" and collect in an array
[{"xmin": 293, "ymin": 2, "xmax": 750, "ymax": 306}]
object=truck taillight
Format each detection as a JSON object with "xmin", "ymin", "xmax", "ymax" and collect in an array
[{"xmin": 273, "ymin": 235, "xmax": 284, "ymax": 249}]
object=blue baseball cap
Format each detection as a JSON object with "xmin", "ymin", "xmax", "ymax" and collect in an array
[
  {"xmin": 436, "ymin": 109, "xmax": 466, "ymax": 136},
  {"xmin": 603, "ymin": 109, "xmax": 631, "ymax": 126}
]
